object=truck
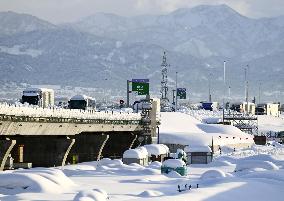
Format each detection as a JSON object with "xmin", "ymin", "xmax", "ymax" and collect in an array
[{"xmin": 21, "ymin": 88, "xmax": 54, "ymax": 108}]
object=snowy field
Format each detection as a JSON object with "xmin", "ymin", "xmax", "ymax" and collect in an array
[
  {"xmin": 183, "ymin": 109, "xmax": 284, "ymax": 134},
  {"xmin": 1, "ymin": 145, "xmax": 284, "ymax": 201},
  {"xmin": 1, "ymin": 110, "xmax": 284, "ymax": 200}
]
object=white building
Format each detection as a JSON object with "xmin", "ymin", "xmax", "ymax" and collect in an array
[
  {"xmin": 256, "ymin": 103, "xmax": 279, "ymax": 117},
  {"xmin": 241, "ymin": 102, "xmax": 256, "ymax": 114}
]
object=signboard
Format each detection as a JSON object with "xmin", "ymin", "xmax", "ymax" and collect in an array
[
  {"xmin": 132, "ymin": 79, "xmax": 149, "ymax": 83},
  {"xmin": 177, "ymin": 88, "xmax": 186, "ymax": 99},
  {"xmin": 132, "ymin": 79, "xmax": 149, "ymax": 95}
]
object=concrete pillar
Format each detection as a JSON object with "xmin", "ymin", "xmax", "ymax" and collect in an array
[
  {"xmin": 0, "ymin": 139, "xmax": 16, "ymax": 171},
  {"xmin": 129, "ymin": 134, "xmax": 137, "ymax": 149},
  {"xmin": 103, "ymin": 132, "xmax": 140, "ymax": 158},
  {"xmin": 97, "ymin": 134, "xmax": 109, "ymax": 161},
  {"xmin": 10, "ymin": 136, "xmax": 76, "ymax": 167},
  {"xmin": 68, "ymin": 133, "xmax": 109, "ymax": 163},
  {"xmin": 61, "ymin": 138, "xmax": 75, "ymax": 167}
]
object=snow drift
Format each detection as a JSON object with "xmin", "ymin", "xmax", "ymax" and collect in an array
[
  {"xmin": 0, "ymin": 168, "xmax": 74, "ymax": 194},
  {"xmin": 73, "ymin": 189, "xmax": 108, "ymax": 201}
]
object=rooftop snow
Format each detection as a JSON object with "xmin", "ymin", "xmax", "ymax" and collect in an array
[
  {"xmin": 184, "ymin": 145, "xmax": 212, "ymax": 153},
  {"xmin": 123, "ymin": 149, "xmax": 147, "ymax": 159},
  {"xmin": 144, "ymin": 144, "xmax": 169, "ymax": 156},
  {"xmin": 162, "ymin": 159, "xmax": 186, "ymax": 168},
  {"xmin": 159, "ymin": 112, "xmax": 254, "ymax": 147}
]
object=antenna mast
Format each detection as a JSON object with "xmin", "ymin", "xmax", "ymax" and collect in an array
[{"xmin": 160, "ymin": 52, "xmax": 169, "ymax": 106}]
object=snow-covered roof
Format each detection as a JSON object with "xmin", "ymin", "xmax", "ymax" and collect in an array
[
  {"xmin": 135, "ymin": 147, "xmax": 148, "ymax": 157},
  {"xmin": 159, "ymin": 112, "xmax": 254, "ymax": 147},
  {"xmin": 143, "ymin": 144, "xmax": 169, "ymax": 156},
  {"xmin": 184, "ymin": 145, "xmax": 212, "ymax": 153},
  {"xmin": 23, "ymin": 88, "xmax": 42, "ymax": 92},
  {"xmin": 123, "ymin": 149, "xmax": 147, "ymax": 159},
  {"xmin": 242, "ymin": 102, "xmax": 255, "ymax": 105},
  {"xmin": 23, "ymin": 88, "xmax": 54, "ymax": 93},
  {"xmin": 70, "ymin": 94, "xmax": 93, "ymax": 101},
  {"xmin": 22, "ymin": 92, "xmax": 40, "ymax": 96},
  {"xmin": 162, "ymin": 159, "xmax": 186, "ymax": 168}
]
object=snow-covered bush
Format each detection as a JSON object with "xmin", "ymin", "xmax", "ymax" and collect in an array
[
  {"xmin": 235, "ymin": 160, "xmax": 279, "ymax": 172},
  {"xmin": 73, "ymin": 189, "xmax": 108, "ymax": 201},
  {"xmin": 200, "ymin": 169, "xmax": 226, "ymax": 180}
]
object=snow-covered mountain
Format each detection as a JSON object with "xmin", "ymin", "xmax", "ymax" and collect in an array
[
  {"xmin": 71, "ymin": 5, "xmax": 284, "ymax": 60},
  {"xmin": 0, "ymin": 11, "xmax": 56, "ymax": 36},
  {"xmin": 0, "ymin": 5, "xmax": 283, "ymax": 102}
]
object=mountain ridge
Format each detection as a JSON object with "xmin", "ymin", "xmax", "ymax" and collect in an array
[{"xmin": 0, "ymin": 5, "xmax": 283, "ymax": 102}]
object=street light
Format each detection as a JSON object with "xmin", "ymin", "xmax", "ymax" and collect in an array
[
  {"xmin": 223, "ymin": 61, "xmax": 226, "ymax": 124},
  {"xmin": 175, "ymin": 71, "xmax": 178, "ymax": 112}
]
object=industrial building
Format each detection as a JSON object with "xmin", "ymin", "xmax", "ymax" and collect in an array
[
  {"xmin": 240, "ymin": 102, "xmax": 256, "ymax": 115},
  {"xmin": 256, "ymin": 103, "xmax": 280, "ymax": 117}
]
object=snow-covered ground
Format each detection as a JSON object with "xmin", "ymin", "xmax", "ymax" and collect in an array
[
  {"xmin": 159, "ymin": 112, "xmax": 254, "ymax": 147},
  {"xmin": 1, "ymin": 145, "xmax": 284, "ymax": 201},
  {"xmin": 182, "ymin": 109, "xmax": 284, "ymax": 134},
  {"xmin": 1, "ymin": 110, "xmax": 284, "ymax": 200},
  {"xmin": 258, "ymin": 115, "xmax": 284, "ymax": 134}
]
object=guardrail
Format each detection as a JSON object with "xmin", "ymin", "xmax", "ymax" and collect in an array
[{"xmin": 0, "ymin": 114, "xmax": 141, "ymax": 125}]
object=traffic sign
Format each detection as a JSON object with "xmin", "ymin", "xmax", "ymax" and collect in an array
[
  {"xmin": 177, "ymin": 88, "xmax": 186, "ymax": 99},
  {"xmin": 132, "ymin": 79, "xmax": 149, "ymax": 95}
]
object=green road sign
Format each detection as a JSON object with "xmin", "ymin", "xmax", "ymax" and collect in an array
[
  {"xmin": 132, "ymin": 79, "xmax": 149, "ymax": 95},
  {"xmin": 177, "ymin": 88, "xmax": 186, "ymax": 99}
]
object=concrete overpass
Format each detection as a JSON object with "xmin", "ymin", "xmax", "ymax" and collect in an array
[{"xmin": 0, "ymin": 101, "xmax": 157, "ymax": 170}]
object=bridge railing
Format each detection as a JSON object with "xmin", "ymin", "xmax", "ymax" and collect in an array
[{"xmin": 0, "ymin": 103, "xmax": 141, "ymax": 125}]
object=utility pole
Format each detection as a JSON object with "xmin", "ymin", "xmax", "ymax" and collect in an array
[
  {"xmin": 245, "ymin": 65, "xmax": 249, "ymax": 114},
  {"xmin": 126, "ymin": 80, "xmax": 130, "ymax": 107},
  {"xmin": 172, "ymin": 89, "xmax": 176, "ymax": 109},
  {"xmin": 258, "ymin": 81, "xmax": 261, "ymax": 104},
  {"xmin": 175, "ymin": 71, "xmax": 178, "ymax": 112},
  {"xmin": 228, "ymin": 86, "xmax": 231, "ymax": 102},
  {"xmin": 223, "ymin": 61, "xmax": 226, "ymax": 124},
  {"xmin": 209, "ymin": 73, "xmax": 212, "ymax": 102}
]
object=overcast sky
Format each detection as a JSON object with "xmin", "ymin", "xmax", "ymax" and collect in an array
[{"xmin": 0, "ymin": 0, "xmax": 284, "ymax": 24}]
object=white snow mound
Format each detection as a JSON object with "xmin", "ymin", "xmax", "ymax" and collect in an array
[
  {"xmin": 210, "ymin": 160, "xmax": 234, "ymax": 166},
  {"xmin": 0, "ymin": 168, "xmax": 74, "ymax": 193},
  {"xmin": 99, "ymin": 158, "xmax": 123, "ymax": 167},
  {"xmin": 73, "ymin": 189, "xmax": 108, "ymax": 201},
  {"xmin": 235, "ymin": 160, "xmax": 279, "ymax": 172},
  {"xmin": 138, "ymin": 190, "xmax": 164, "ymax": 197},
  {"xmin": 166, "ymin": 171, "xmax": 183, "ymax": 178},
  {"xmin": 148, "ymin": 161, "xmax": 162, "ymax": 169},
  {"xmin": 201, "ymin": 169, "xmax": 226, "ymax": 180}
]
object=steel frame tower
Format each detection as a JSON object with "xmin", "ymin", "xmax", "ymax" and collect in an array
[{"xmin": 160, "ymin": 52, "xmax": 169, "ymax": 105}]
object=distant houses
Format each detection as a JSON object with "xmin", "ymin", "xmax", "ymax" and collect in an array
[
  {"xmin": 256, "ymin": 103, "xmax": 280, "ymax": 117},
  {"xmin": 122, "ymin": 144, "xmax": 170, "ymax": 166},
  {"xmin": 230, "ymin": 102, "xmax": 256, "ymax": 114},
  {"xmin": 230, "ymin": 102, "xmax": 280, "ymax": 117}
]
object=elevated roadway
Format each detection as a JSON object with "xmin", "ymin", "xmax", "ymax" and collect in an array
[{"xmin": 0, "ymin": 103, "xmax": 155, "ymax": 170}]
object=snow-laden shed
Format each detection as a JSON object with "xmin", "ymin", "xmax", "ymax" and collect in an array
[
  {"xmin": 143, "ymin": 144, "xmax": 169, "ymax": 162},
  {"xmin": 122, "ymin": 147, "xmax": 148, "ymax": 166},
  {"xmin": 184, "ymin": 145, "xmax": 212, "ymax": 164}
]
